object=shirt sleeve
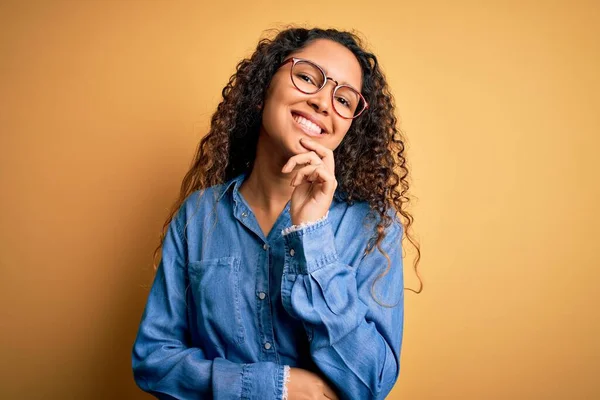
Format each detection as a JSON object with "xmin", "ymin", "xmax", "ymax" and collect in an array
[
  {"xmin": 280, "ymin": 214, "xmax": 404, "ymax": 400},
  {"xmin": 132, "ymin": 209, "xmax": 287, "ymax": 400}
]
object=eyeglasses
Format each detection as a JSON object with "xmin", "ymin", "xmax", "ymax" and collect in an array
[{"xmin": 279, "ymin": 57, "xmax": 369, "ymax": 119}]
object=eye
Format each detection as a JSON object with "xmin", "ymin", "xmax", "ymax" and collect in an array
[
  {"xmin": 335, "ymin": 96, "xmax": 352, "ymax": 109},
  {"xmin": 297, "ymin": 73, "xmax": 319, "ymax": 87}
]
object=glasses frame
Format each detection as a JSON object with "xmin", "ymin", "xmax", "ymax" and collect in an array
[{"xmin": 279, "ymin": 57, "xmax": 369, "ymax": 119}]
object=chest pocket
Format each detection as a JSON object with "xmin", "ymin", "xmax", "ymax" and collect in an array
[{"xmin": 188, "ymin": 256, "xmax": 246, "ymax": 346}]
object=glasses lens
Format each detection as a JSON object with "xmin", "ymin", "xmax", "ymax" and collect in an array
[
  {"xmin": 291, "ymin": 60, "xmax": 366, "ymax": 119},
  {"xmin": 334, "ymin": 86, "xmax": 365, "ymax": 118},
  {"xmin": 291, "ymin": 61, "xmax": 325, "ymax": 94}
]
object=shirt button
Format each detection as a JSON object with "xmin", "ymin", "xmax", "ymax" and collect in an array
[
  {"xmin": 290, "ymin": 249, "xmax": 295, "ymax": 257},
  {"xmin": 258, "ymin": 292, "xmax": 266, "ymax": 300},
  {"xmin": 263, "ymin": 243, "xmax": 269, "ymax": 250},
  {"xmin": 241, "ymin": 212, "xmax": 248, "ymax": 218},
  {"xmin": 264, "ymin": 342, "xmax": 272, "ymax": 350}
]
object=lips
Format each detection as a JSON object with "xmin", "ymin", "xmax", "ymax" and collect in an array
[{"xmin": 291, "ymin": 111, "xmax": 327, "ymax": 136}]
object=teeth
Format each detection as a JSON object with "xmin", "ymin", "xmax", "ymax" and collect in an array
[{"xmin": 293, "ymin": 113, "xmax": 323, "ymax": 134}]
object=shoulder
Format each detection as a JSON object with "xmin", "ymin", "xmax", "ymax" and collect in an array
[
  {"xmin": 331, "ymin": 199, "xmax": 402, "ymax": 237},
  {"xmin": 331, "ymin": 198, "xmax": 370, "ymax": 223},
  {"xmin": 172, "ymin": 180, "xmax": 234, "ymax": 227},
  {"xmin": 329, "ymin": 200, "xmax": 402, "ymax": 261},
  {"xmin": 181, "ymin": 175, "xmax": 240, "ymax": 213}
]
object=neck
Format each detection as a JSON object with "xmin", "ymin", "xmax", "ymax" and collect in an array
[{"xmin": 240, "ymin": 132, "xmax": 294, "ymax": 215}]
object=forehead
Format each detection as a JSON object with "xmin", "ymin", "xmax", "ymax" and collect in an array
[{"xmin": 290, "ymin": 39, "xmax": 363, "ymax": 90}]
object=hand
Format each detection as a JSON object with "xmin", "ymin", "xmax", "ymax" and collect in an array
[
  {"xmin": 281, "ymin": 138, "xmax": 337, "ymax": 226},
  {"xmin": 286, "ymin": 367, "xmax": 339, "ymax": 400}
]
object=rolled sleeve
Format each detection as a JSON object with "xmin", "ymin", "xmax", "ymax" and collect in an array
[
  {"xmin": 282, "ymin": 216, "xmax": 339, "ymax": 274},
  {"xmin": 280, "ymin": 213, "xmax": 405, "ymax": 400},
  {"xmin": 132, "ymin": 208, "xmax": 289, "ymax": 400},
  {"xmin": 212, "ymin": 358, "xmax": 287, "ymax": 400}
]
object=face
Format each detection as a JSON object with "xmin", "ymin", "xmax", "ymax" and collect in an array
[{"xmin": 259, "ymin": 39, "xmax": 363, "ymax": 159}]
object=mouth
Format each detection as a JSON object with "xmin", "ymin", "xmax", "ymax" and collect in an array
[{"xmin": 291, "ymin": 111, "xmax": 327, "ymax": 137}]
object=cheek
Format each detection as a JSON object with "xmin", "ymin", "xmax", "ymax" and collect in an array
[
  {"xmin": 263, "ymin": 75, "xmax": 295, "ymax": 108},
  {"xmin": 334, "ymin": 119, "xmax": 353, "ymax": 138},
  {"xmin": 327, "ymin": 122, "xmax": 353, "ymax": 150},
  {"xmin": 261, "ymin": 85, "xmax": 293, "ymax": 129},
  {"xmin": 261, "ymin": 100, "xmax": 287, "ymax": 137}
]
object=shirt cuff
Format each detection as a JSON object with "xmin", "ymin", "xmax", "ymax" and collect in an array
[
  {"xmin": 281, "ymin": 211, "xmax": 329, "ymax": 236},
  {"xmin": 282, "ymin": 365, "xmax": 291, "ymax": 400},
  {"xmin": 282, "ymin": 215, "xmax": 339, "ymax": 274},
  {"xmin": 212, "ymin": 358, "xmax": 287, "ymax": 399}
]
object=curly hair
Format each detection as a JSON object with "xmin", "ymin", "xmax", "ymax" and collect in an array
[{"xmin": 152, "ymin": 26, "xmax": 423, "ymax": 301}]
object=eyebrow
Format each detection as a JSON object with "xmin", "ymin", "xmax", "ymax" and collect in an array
[{"xmin": 286, "ymin": 56, "xmax": 362, "ymax": 90}]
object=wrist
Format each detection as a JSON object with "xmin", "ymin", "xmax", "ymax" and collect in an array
[
  {"xmin": 282, "ymin": 365, "xmax": 291, "ymax": 400},
  {"xmin": 284, "ymin": 211, "xmax": 329, "ymax": 236}
]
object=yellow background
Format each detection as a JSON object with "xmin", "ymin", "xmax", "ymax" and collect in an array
[{"xmin": 1, "ymin": 0, "xmax": 598, "ymax": 399}]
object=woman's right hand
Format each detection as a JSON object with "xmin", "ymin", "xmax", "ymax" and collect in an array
[{"xmin": 286, "ymin": 367, "xmax": 339, "ymax": 400}]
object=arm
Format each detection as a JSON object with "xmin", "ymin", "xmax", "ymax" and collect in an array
[
  {"xmin": 132, "ymin": 209, "xmax": 287, "ymax": 400},
  {"xmin": 280, "ymin": 215, "xmax": 404, "ymax": 400}
]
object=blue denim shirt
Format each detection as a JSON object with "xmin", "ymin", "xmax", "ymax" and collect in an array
[{"xmin": 132, "ymin": 172, "xmax": 404, "ymax": 400}]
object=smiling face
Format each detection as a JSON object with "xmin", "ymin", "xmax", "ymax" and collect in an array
[{"xmin": 259, "ymin": 38, "xmax": 363, "ymax": 159}]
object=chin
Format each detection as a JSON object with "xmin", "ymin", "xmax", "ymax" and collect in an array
[{"xmin": 283, "ymin": 138, "xmax": 306, "ymax": 157}]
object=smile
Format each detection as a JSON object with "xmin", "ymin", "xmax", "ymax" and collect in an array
[{"xmin": 291, "ymin": 112, "xmax": 325, "ymax": 137}]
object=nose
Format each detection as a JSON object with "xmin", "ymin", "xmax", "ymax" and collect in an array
[{"xmin": 308, "ymin": 81, "xmax": 334, "ymax": 115}]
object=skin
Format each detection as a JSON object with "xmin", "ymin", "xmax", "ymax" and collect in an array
[
  {"xmin": 240, "ymin": 38, "xmax": 363, "ymax": 235},
  {"xmin": 239, "ymin": 38, "xmax": 363, "ymax": 399}
]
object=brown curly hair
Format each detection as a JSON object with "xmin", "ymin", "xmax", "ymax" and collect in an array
[{"xmin": 153, "ymin": 26, "xmax": 422, "ymax": 299}]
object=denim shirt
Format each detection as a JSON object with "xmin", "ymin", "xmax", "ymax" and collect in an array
[{"xmin": 132, "ymin": 172, "xmax": 405, "ymax": 400}]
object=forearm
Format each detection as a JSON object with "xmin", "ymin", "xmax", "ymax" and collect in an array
[
  {"xmin": 133, "ymin": 343, "xmax": 286, "ymax": 400},
  {"xmin": 132, "ymin": 211, "xmax": 287, "ymax": 400},
  {"xmin": 281, "ymin": 216, "xmax": 404, "ymax": 399}
]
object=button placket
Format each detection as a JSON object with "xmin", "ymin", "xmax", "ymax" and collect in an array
[{"xmin": 255, "ymin": 237, "xmax": 277, "ymax": 362}]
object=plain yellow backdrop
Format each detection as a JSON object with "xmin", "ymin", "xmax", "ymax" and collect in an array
[{"xmin": 1, "ymin": 0, "xmax": 598, "ymax": 399}]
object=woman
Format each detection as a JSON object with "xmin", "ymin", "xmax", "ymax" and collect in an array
[{"xmin": 132, "ymin": 27, "xmax": 421, "ymax": 400}]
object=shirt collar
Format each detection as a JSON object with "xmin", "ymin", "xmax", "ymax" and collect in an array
[{"xmin": 216, "ymin": 172, "xmax": 248, "ymax": 202}]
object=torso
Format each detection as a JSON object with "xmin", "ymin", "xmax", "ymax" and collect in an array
[
  {"xmin": 253, "ymin": 210, "xmax": 279, "ymax": 238},
  {"xmin": 239, "ymin": 182, "xmax": 289, "ymax": 238}
]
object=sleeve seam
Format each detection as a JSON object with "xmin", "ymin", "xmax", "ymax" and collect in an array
[{"xmin": 174, "ymin": 210, "xmax": 187, "ymax": 247}]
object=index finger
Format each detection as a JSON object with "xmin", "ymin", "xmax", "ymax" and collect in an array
[
  {"xmin": 323, "ymin": 384, "xmax": 339, "ymax": 400},
  {"xmin": 299, "ymin": 138, "xmax": 335, "ymax": 172}
]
